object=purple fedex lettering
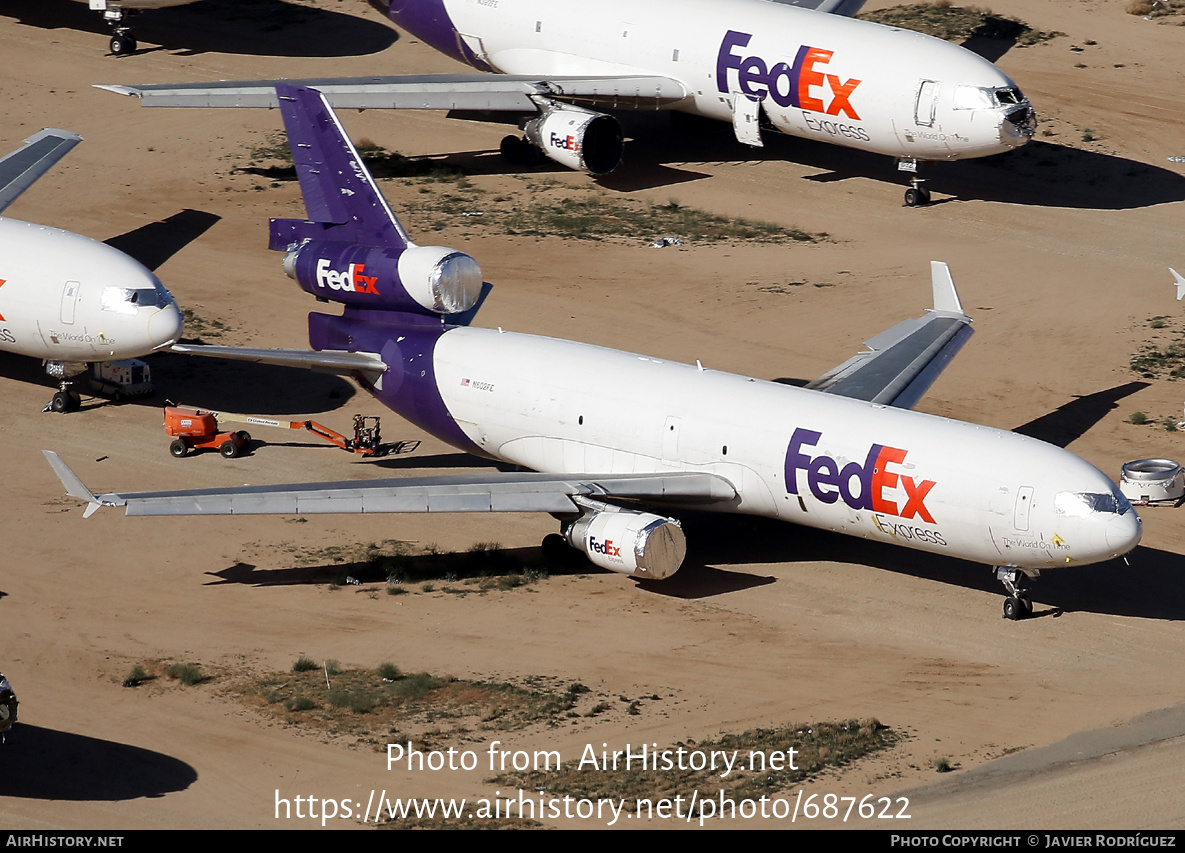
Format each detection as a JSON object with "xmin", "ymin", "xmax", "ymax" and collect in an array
[{"xmin": 785, "ymin": 428, "xmax": 936, "ymax": 522}]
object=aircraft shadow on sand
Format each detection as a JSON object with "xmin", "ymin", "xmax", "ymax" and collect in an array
[
  {"xmin": 5, "ymin": 0, "xmax": 397, "ymax": 58},
  {"xmin": 150, "ymin": 351, "xmax": 357, "ymax": 416},
  {"xmin": 592, "ymin": 112, "xmax": 1185, "ymax": 210},
  {"xmin": 0, "ymin": 724, "xmax": 196, "ymax": 800},
  {"xmin": 198, "ymin": 506, "xmax": 1185, "ymax": 619},
  {"xmin": 103, "ymin": 209, "xmax": 220, "ymax": 272},
  {"xmin": 663, "ymin": 510, "xmax": 1185, "ymax": 621},
  {"xmin": 0, "ymin": 348, "xmax": 356, "ymax": 415},
  {"xmin": 1013, "ymin": 381, "xmax": 1149, "ymax": 448}
]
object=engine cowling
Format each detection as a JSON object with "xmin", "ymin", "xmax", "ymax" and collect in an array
[
  {"xmin": 564, "ymin": 509, "xmax": 686, "ymax": 580},
  {"xmin": 281, "ymin": 239, "xmax": 483, "ymax": 316},
  {"xmin": 524, "ymin": 104, "xmax": 623, "ymax": 175}
]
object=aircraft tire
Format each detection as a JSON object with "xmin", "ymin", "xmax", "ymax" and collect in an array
[
  {"xmin": 904, "ymin": 187, "xmax": 922, "ymax": 207},
  {"xmin": 169, "ymin": 439, "xmax": 189, "ymax": 458},
  {"xmin": 1019, "ymin": 596, "xmax": 1033, "ymax": 617},
  {"xmin": 1003, "ymin": 596, "xmax": 1025, "ymax": 620},
  {"xmin": 110, "ymin": 34, "xmax": 137, "ymax": 56},
  {"xmin": 500, "ymin": 135, "xmax": 524, "ymax": 164},
  {"xmin": 51, "ymin": 391, "xmax": 76, "ymax": 414}
]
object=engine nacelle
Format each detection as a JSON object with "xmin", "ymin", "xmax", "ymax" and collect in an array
[
  {"xmin": 565, "ymin": 509, "xmax": 686, "ymax": 580},
  {"xmin": 281, "ymin": 239, "xmax": 483, "ymax": 316},
  {"xmin": 524, "ymin": 104, "xmax": 623, "ymax": 175}
]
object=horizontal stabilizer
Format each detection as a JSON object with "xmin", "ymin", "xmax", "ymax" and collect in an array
[
  {"xmin": 97, "ymin": 74, "xmax": 688, "ymax": 112},
  {"xmin": 169, "ymin": 344, "xmax": 387, "ymax": 382},
  {"xmin": 0, "ymin": 129, "xmax": 82, "ymax": 215},
  {"xmin": 806, "ymin": 261, "xmax": 973, "ymax": 409},
  {"xmin": 43, "ymin": 456, "xmax": 737, "ymax": 517}
]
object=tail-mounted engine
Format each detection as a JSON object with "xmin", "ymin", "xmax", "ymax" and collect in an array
[
  {"xmin": 562, "ymin": 504, "xmax": 686, "ymax": 580},
  {"xmin": 524, "ymin": 102, "xmax": 624, "ymax": 175},
  {"xmin": 277, "ymin": 237, "xmax": 483, "ymax": 316}
]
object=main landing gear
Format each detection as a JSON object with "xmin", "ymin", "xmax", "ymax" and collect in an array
[
  {"xmin": 500, "ymin": 135, "xmax": 544, "ymax": 167},
  {"xmin": 996, "ymin": 566, "xmax": 1036, "ymax": 620},
  {"xmin": 898, "ymin": 158, "xmax": 932, "ymax": 207}
]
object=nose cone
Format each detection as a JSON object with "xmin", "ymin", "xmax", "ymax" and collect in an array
[
  {"xmin": 148, "ymin": 293, "xmax": 184, "ymax": 350},
  {"xmin": 1001, "ymin": 104, "xmax": 1037, "ymax": 146},
  {"xmin": 1106, "ymin": 509, "xmax": 1142, "ymax": 557}
]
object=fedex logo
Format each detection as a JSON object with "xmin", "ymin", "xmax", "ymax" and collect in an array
[
  {"xmin": 589, "ymin": 536, "xmax": 621, "ymax": 560},
  {"xmin": 785, "ymin": 428, "xmax": 936, "ymax": 523},
  {"xmin": 549, "ymin": 132, "xmax": 579, "ymax": 152},
  {"xmin": 315, "ymin": 259, "xmax": 380, "ymax": 295},
  {"xmin": 717, "ymin": 30, "xmax": 861, "ymax": 119}
]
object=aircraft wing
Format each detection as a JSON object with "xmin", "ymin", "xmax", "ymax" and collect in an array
[
  {"xmin": 805, "ymin": 261, "xmax": 973, "ymax": 410},
  {"xmin": 0, "ymin": 129, "xmax": 82, "ymax": 215},
  {"xmin": 43, "ymin": 451, "xmax": 737, "ymax": 519},
  {"xmin": 170, "ymin": 344, "xmax": 388, "ymax": 383},
  {"xmin": 98, "ymin": 74, "xmax": 689, "ymax": 112}
]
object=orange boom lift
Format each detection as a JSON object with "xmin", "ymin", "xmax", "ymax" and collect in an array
[{"xmin": 163, "ymin": 406, "xmax": 416, "ymax": 459}]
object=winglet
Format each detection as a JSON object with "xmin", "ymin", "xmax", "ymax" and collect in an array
[
  {"xmin": 930, "ymin": 261, "xmax": 964, "ymax": 315},
  {"xmin": 42, "ymin": 451, "xmax": 117, "ymax": 518},
  {"xmin": 1172, "ymin": 268, "xmax": 1185, "ymax": 301},
  {"xmin": 269, "ymin": 84, "xmax": 410, "ymax": 250}
]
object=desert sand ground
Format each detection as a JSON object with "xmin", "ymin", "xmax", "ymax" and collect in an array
[{"xmin": 1, "ymin": 0, "xmax": 1185, "ymax": 830}]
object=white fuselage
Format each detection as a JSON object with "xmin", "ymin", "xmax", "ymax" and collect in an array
[
  {"xmin": 435, "ymin": 0, "xmax": 1035, "ymax": 160},
  {"xmin": 0, "ymin": 218, "xmax": 183, "ymax": 365},
  {"xmin": 428, "ymin": 326, "xmax": 1139, "ymax": 571}
]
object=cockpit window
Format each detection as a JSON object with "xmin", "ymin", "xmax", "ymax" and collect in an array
[
  {"xmin": 953, "ymin": 86, "xmax": 994, "ymax": 110},
  {"xmin": 101, "ymin": 286, "xmax": 169, "ymax": 314},
  {"xmin": 1055, "ymin": 490, "xmax": 1132, "ymax": 517},
  {"xmin": 994, "ymin": 87, "xmax": 1024, "ymax": 106}
]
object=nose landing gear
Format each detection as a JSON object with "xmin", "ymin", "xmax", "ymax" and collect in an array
[
  {"xmin": 996, "ymin": 566, "xmax": 1036, "ymax": 620},
  {"xmin": 96, "ymin": 4, "xmax": 140, "ymax": 56},
  {"xmin": 898, "ymin": 158, "xmax": 932, "ymax": 207}
]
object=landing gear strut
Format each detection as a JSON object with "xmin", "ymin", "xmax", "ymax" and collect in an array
[
  {"xmin": 996, "ymin": 566, "xmax": 1035, "ymax": 620},
  {"xmin": 898, "ymin": 158, "xmax": 932, "ymax": 207}
]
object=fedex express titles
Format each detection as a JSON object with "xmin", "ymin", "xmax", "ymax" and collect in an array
[
  {"xmin": 716, "ymin": 30, "xmax": 871, "ymax": 142},
  {"xmin": 785, "ymin": 427, "xmax": 947, "ymax": 545}
]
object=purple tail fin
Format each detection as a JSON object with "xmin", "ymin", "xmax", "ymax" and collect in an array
[{"xmin": 270, "ymin": 84, "xmax": 410, "ymax": 250}]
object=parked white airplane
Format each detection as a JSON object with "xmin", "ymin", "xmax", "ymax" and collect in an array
[
  {"xmin": 45, "ymin": 87, "xmax": 1139, "ymax": 620},
  {"xmin": 81, "ymin": 0, "xmax": 200, "ymax": 55},
  {"xmin": 99, "ymin": 0, "xmax": 1036, "ymax": 205},
  {"xmin": 0, "ymin": 129, "xmax": 184, "ymax": 411}
]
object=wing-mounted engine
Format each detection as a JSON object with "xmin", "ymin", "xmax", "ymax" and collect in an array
[
  {"xmin": 561, "ymin": 503, "xmax": 686, "ymax": 580},
  {"xmin": 277, "ymin": 236, "xmax": 483, "ymax": 316},
  {"xmin": 523, "ymin": 101, "xmax": 624, "ymax": 175}
]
